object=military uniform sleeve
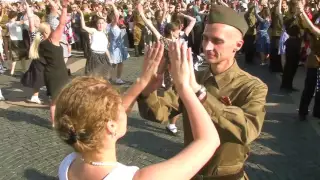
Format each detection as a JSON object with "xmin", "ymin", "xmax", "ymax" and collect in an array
[
  {"xmin": 202, "ymin": 82, "xmax": 268, "ymax": 145},
  {"xmin": 137, "ymin": 89, "xmax": 180, "ymax": 123}
]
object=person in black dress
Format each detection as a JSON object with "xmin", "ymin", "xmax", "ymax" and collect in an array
[{"xmin": 38, "ymin": 0, "xmax": 70, "ymax": 126}]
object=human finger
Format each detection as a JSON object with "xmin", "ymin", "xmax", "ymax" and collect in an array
[
  {"xmin": 150, "ymin": 41, "xmax": 160, "ymax": 61},
  {"xmin": 180, "ymin": 42, "xmax": 188, "ymax": 66}
]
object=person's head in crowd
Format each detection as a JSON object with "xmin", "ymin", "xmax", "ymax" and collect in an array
[
  {"xmin": 96, "ymin": 17, "xmax": 106, "ymax": 31},
  {"xmin": 98, "ymin": 3, "xmax": 104, "ymax": 12},
  {"xmin": 8, "ymin": 11, "xmax": 18, "ymax": 21},
  {"xmin": 202, "ymin": 5, "xmax": 247, "ymax": 68},
  {"xmin": 247, "ymin": 0, "xmax": 255, "ymax": 10},
  {"xmin": 164, "ymin": 21, "xmax": 181, "ymax": 40},
  {"xmin": 54, "ymin": 76, "xmax": 126, "ymax": 158},
  {"xmin": 281, "ymin": 0, "xmax": 289, "ymax": 12},
  {"xmin": 10, "ymin": 3, "xmax": 18, "ymax": 12},
  {"xmin": 38, "ymin": 2, "xmax": 46, "ymax": 11},
  {"xmin": 18, "ymin": 3, "xmax": 26, "ymax": 13},
  {"xmin": 194, "ymin": 0, "xmax": 201, "ymax": 7},
  {"xmin": 155, "ymin": 9, "xmax": 164, "ymax": 23},
  {"xmin": 260, "ymin": 7, "xmax": 271, "ymax": 20},
  {"xmin": 200, "ymin": 2, "xmax": 208, "ymax": 11},
  {"xmin": 186, "ymin": 3, "xmax": 193, "ymax": 15},
  {"xmin": 127, "ymin": 4, "xmax": 133, "ymax": 11},
  {"xmin": 169, "ymin": 3, "xmax": 176, "ymax": 14},
  {"xmin": 175, "ymin": 3, "xmax": 182, "ymax": 12},
  {"xmin": 29, "ymin": 22, "xmax": 51, "ymax": 60},
  {"xmin": 81, "ymin": 3, "xmax": 89, "ymax": 11},
  {"xmin": 127, "ymin": 8, "xmax": 133, "ymax": 16},
  {"xmin": 288, "ymin": 0, "xmax": 299, "ymax": 15},
  {"xmin": 122, "ymin": 4, "xmax": 127, "ymax": 10},
  {"xmin": 71, "ymin": 4, "xmax": 78, "ymax": 13},
  {"xmin": 102, "ymin": 7, "xmax": 108, "ymax": 17},
  {"xmin": 304, "ymin": 4, "xmax": 311, "ymax": 14},
  {"xmin": 92, "ymin": 3, "xmax": 99, "ymax": 12}
]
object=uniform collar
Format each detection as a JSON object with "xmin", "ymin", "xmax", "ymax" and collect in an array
[{"xmin": 201, "ymin": 60, "xmax": 240, "ymax": 89}]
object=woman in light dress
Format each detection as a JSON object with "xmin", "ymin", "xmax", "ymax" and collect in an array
[{"xmin": 107, "ymin": 2, "xmax": 129, "ymax": 84}]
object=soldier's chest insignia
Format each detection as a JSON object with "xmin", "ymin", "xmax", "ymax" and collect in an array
[{"xmin": 220, "ymin": 96, "xmax": 232, "ymax": 106}]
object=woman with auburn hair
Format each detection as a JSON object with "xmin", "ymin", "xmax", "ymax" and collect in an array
[{"xmin": 55, "ymin": 41, "xmax": 220, "ymax": 180}]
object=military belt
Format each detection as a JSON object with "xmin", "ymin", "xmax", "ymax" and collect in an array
[{"xmin": 193, "ymin": 168, "xmax": 244, "ymax": 180}]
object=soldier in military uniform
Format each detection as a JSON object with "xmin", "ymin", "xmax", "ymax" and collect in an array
[
  {"xmin": 243, "ymin": 0, "xmax": 256, "ymax": 64},
  {"xmin": 270, "ymin": 0, "xmax": 284, "ymax": 72},
  {"xmin": 138, "ymin": 4, "xmax": 268, "ymax": 180},
  {"xmin": 133, "ymin": 6, "xmax": 145, "ymax": 57}
]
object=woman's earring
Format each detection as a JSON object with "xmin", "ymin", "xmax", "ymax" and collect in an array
[{"xmin": 112, "ymin": 131, "xmax": 117, "ymax": 138}]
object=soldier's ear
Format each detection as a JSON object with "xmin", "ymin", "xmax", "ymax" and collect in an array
[{"xmin": 234, "ymin": 39, "xmax": 244, "ymax": 52}]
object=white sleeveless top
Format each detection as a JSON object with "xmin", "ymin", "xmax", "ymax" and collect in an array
[
  {"xmin": 58, "ymin": 153, "xmax": 139, "ymax": 180},
  {"xmin": 90, "ymin": 31, "xmax": 109, "ymax": 53}
]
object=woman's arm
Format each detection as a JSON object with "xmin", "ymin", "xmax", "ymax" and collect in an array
[
  {"xmin": 298, "ymin": 1, "xmax": 320, "ymax": 36},
  {"xmin": 0, "ymin": 4, "xmax": 5, "ymax": 22},
  {"xmin": 159, "ymin": 1, "xmax": 168, "ymax": 24},
  {"xmin": 25, "ymin": 1, "xmax": 35, "ymax": 33},
  {"xmin": 108, "ymin": 2, "xmax": 119, "ymax": 26},
  {"xmin": 49, "ymin": 0, "xmax": 68, "ymax": 46},
  {"xmin": 254, "ymin": 4, "xmax": 264, "ymax": 22},
  {"xmin": 137, "ymin": 3, "xmax": 162, "ymax": 40},
  {"xmin": 78, "ymin": 10, "xmax": 96, "ymax": 34},
  {"xmin": 278, "ymin": 0, "xmax": 283, "ymax": 14},
  {"xmin": 180, "ymin": 13, "xmax": 196, "ymax": 36},
  {"xmin": 133, "ymin": 42, "xmax": 220, "ymax": 180}
]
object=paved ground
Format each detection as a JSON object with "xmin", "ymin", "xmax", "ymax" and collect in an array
[{"xmin": 0, "ymin": 51, "xmax": 320, "ymax": 180}]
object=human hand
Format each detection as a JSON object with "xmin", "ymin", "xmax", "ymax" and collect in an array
[
  {"xmin": 61, "ymin": 0, "xmax": 70, "ymax": 8},
  {"xmin": 140, "ymin": 41, "xmax": 164, "ymax": 85},
  {"xmin": 168, "ymin": 41, "xmax": 191, "ymax": 90},
  {"xmin": 136, "ymin": 3, "xmax": 144, "ymax": 13},
  {"xmin": 297, "ymin": 1, "xmax": 304, "ymax": 12}
]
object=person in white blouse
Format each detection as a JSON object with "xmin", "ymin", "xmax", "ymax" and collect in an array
[
  {"xmin": 78, "ymin": 8, "xmax": 112, "ymax": 79},
  {"xmin": 6, "ymin": 11, "xmax": 28, "ymax": 76},
  {"xmin": 55, "ymin": 41, "xmax": 220, "ymax": 180}
]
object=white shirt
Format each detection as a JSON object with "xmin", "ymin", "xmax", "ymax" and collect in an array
[
  {"xmin": 59, "ymin": 152, "xmax": 139, "ymax": 180},
  {"xmin": 90, "ymin": 31, "xmax": 109, "ymax": 52},
  {"xmin": 7, "ymin": 22, "xmax": 23, "ymax": 41}
]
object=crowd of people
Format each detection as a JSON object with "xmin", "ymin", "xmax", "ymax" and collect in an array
[{"xmin": 0, "ymin": 0, "xmax": 318, "ymax": 179}]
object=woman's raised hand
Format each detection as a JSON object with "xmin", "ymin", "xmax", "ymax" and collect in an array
[
  {"xmin": 139, "ymin": 41, "xmax": 164, "ymax": 85},
  {"xmin": 168, "ymin": 41, "xmax": 191, "ymax": 90}
]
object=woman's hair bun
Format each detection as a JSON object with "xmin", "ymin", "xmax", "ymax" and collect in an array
[{"xmin": 57, "ymin": 115, "xmax": 78, "ymax": 145}]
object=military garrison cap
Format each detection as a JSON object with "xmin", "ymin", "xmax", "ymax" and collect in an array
[{"xmin": 208, "ymin": 5, "xmax": 248, "ymax": 36}]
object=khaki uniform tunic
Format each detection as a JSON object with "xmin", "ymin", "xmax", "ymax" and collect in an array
[
  {"xmin": 271, "ymin": 6, "xmax": 283, "ymax": 37},
  {"xmin": 244, "ymin": 9, "xmax": 256, "ymax": 36},
  {"xmin": 138, "ymin": 61, "xmax": 268, "ymax": 178},
  {"xmin": 133, "ymin": 10, "xmax": 145, "ymax": 46}
]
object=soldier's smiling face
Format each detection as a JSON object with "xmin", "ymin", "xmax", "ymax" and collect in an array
[{"xmin": 202, "ymin": 23, "xmax": 243, "ymax": 65}]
